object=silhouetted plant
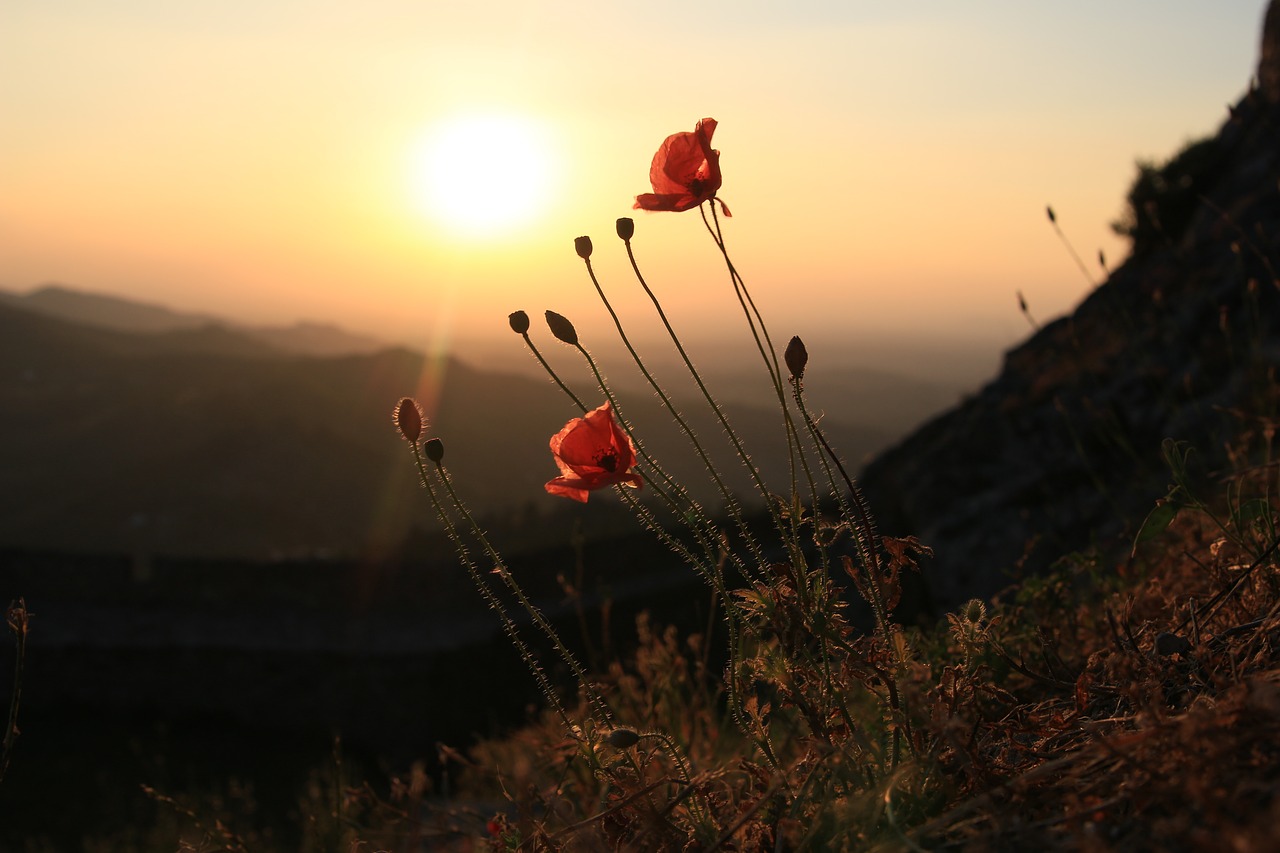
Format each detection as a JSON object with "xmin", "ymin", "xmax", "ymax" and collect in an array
[{"xmin": 1112, "ymin": 135, "xmax": 1223, "ymax": 253}]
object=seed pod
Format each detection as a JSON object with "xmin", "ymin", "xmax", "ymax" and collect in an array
[
  {"xmin": 574, "ymin": 236, "xmax": 593, "ymax": 260},
  {"xmin": 615, "ymin": 217, "xmax": 635, "ymax": 241},
  {"xmin": 424, "ymin": 438, "xmax": 445, "ymax": 463},
  {"xmin": 508, "ymin": 310, "xmax": 530, "ymax": 334},
  {"xmin": 545, "ymin": 310, "xmax": 579, "ymax": 346},
  {"xmin": 605, "ymin": 728, "xmax": 640, "ymax": 748}
]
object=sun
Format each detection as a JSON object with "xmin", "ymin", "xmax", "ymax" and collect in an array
[{"xmin": 409, "ymin": 112, "xmax": 556, "ymax": 238}]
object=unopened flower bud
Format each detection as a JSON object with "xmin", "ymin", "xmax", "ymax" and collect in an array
[
  {"xmin": 615, "ymin": 218, "xmax": 635, "ymax": 241},
  {"xmin": 508, "ymin": 310, "xmax": 530, "ymax": 334},
  {"xmin": 424, "ymin": 438, "xmax": 444, "ymax": 463},
  {"xmin": 393, "ymin": 397, "xmax": 424, "ymax": 443},
  {"xmin": 605, "ymin": 728, "xmax": 640, "ymax": 749},
  {"xmin": 574, "ymin": 236, "xmax": 593, "ymax": 260},
  {"xmin": 960, "ymin": 599, "xmax": 987, "ymax": 624},
  {"xmin": 784, "ymin": 336, "xmax": 808, "ymax": 380},
  {"xmin": 545, "ymin": 310, "xmax": 579, "ymax": 346}
]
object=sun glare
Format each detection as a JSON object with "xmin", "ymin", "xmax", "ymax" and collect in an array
[{"xmin": 409, "ymin": 113, "xmax": 556, "ymax": 238}]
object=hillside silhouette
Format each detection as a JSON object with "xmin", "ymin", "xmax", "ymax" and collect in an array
[
  {"xmin": 0, "ymin": 296, "xmax": 902, "ymax": 559},
  {"xmin": 862, "ymin": 37, "xmax": 1280, "ymax": 611}
]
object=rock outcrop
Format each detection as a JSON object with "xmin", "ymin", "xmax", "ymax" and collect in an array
[
  {"xmin": 861, "ymin": 8, "xmax": 1280, "ymax": 610},
  {"xmin": 1262, "ymin": 0, "xmax": 1280, "ymax": 102}
]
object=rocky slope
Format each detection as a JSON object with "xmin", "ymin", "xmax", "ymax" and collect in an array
[{"xmin": 862, "ymin": 3, "xmax": 1280, "ymax": 610}]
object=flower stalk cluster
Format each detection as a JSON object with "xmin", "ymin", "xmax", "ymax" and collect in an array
[{"xmin": 394, "ymin": 118, "xmax": 926, "ymax": 844}]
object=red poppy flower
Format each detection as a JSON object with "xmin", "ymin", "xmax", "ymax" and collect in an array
[
  {"xmin": 545, "ymin": 402, "xmax": 643, "ymax": 502},
  {"xmin": 634, "ymin": 118, "xmax": 730, "ymax": 216}
]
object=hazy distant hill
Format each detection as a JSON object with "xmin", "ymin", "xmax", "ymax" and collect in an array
[
  {"xmin": 0, "ymin": 299, "xmax": 899, "ymax": 559},
  {"xmin": 0, "ymin": 284, "xmax": 389, "ymax": 357}
]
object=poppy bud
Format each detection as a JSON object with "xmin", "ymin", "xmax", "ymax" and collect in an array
[
  {"xmin": 424, "ymin": 438, "xmax": 445, "ymax": 463},
  {"xmin": 545, "ymin": 310, "xmax": 579, "ymax": 346},
  {"xmin": 574, "ymin": 236, "xmax": 593, "ymax": 260},
  {"xmin": 784, "ymin": 336, "xmax": 808, "ymax": 380},
  {"xmin": 605, "ymin": 728, "xmax": 640, "ymax": 748},
  {"xmin": 615, "ymin": 218, "xmax": 635, "ymax": 241},
  {"xmin": 394, "ymin": 397, "xmax": 424, "ymax": 443},
  {"xmin": 508, "ymin": 310, "xmax": 530, "ymax": 334}
]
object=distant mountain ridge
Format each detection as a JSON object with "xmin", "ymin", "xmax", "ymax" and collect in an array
[
  {"xmin": 0, "ymin": 284, "xmax": 390, "ymax": 357},
  {"xmin": 0, "ymin": 297, "xmax": 898, "ymax": 559}
]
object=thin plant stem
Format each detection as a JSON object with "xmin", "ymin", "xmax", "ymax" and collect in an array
[
  {"xmin": 568, "ymin": 339, "xmax": 765, "ymax": 583},
  {"xmin": 409, "ymin": 445, "xmax": 579, "ymax": 733},
  {"xmin": 520, "ymin": 330, "xmax": 588, "ymax": 411},
  {"xmin": 422, "ymin": 447, "xmax": 615, "ymax": 726},
  {"xmin": 563, "ymin": 339, "xmax": 780, "ymax": 764},
  {"xmin": 518, "ymin": 323, "xmax": 775, "ymax": 769},
  {"xmin": 790, "ymin": 379, "xmax": 915, "ymax": 765},
  {"xmin": 1046, "ymin": 206, "xmax": 1097, "ymax": 288},
  {"xmin": 578, "ymin": 254, "xmax": 769, "ymax": 574},
  {"xmin": 1, "ymin": 599, "xmax": 28, "ymax": 786},
  {"xmin": 700, "ymin": 204, "xmax": 809, "ymax": 568},
  {"xmin": 621, "ymin": 236, "xmax": 832, "ymax": 594},
  {"xmin": 518, "ymin": 329, "xmax": 700, "ymax": 525}
]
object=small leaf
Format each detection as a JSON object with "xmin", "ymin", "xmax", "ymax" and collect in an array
[{"xmin": 1132, "ymin": 501, "xmax": 1179, "ymax": 556}]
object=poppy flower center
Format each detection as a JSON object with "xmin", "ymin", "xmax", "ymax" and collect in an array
[{"xmin": 595, "ymin": 450, "xmax": 619, "ymax": 472}]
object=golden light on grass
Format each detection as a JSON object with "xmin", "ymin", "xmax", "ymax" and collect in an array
[{"xmin": 408, "ymin": 112, "xmax": 557, "ymax": 239}]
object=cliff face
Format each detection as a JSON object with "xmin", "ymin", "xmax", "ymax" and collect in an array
[
  {"xmin": 1263, "ymin": 0, "xmax": 1280, "ymax": 102},
  {"xmin": 861, "ymin": 5, "xmax": 1280, "ymax": 610}
]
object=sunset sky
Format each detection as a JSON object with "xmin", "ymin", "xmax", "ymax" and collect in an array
[{"xmin": 1, "ymin": 1, "xmax": 1270, "ymax": 377}]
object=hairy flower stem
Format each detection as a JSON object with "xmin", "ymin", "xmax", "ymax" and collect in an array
[
  {"xmin": 519, "ymin": 330, "xmax": 748, "ymax": 592},
  {"xmin": 619, "ymin": 237, "xmax": 829, "ymax": 599},
  {"xmin": 578, "ymin": 254, "xmax": 770, "ymax": 578},
  {"xmin": 521, "ymin": 327, "xmax": 771, "ymax": 768},
  {"xmin": 421, "ymin": 449, "xmax": 614, "ymax": 726},
  {"xmin": 2, "ymin": 599, "xmax": 27, "ymax": 786},
  {"xmin": 567, "ymin": 342, "xmax": 774, "ymax": 751},
  {"xmin": 701, "ymin": 204, "xmax": 808, "ymax": 569},
  {"xmin": 519, "ymin": 330, "xmax": 588, "ymax": 411},
  {"xmin": 790, "ymin": 384, "xmax": 885, "ymax": 624},
  {"xmin": 408, "ymin": 447, "xmax": 579, "ymax": 733},
  {"xmin": 567, "ymin": 339, "xmax": 763, "ymax": 582},
  {"xmin": 644, "ymin": 731, "xmax": 710, "ymax": 825},
  {"xmin": 520, "ymin": 331, "xmax": 709, "ymax": 534},
  {"xmin": 791, "ymin": 380, "xmax": 914, "ymax": 764}
]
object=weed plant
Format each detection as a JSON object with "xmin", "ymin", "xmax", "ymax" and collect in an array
[{"xmin": 376, "ymin": 121, "xmax": 1280, "ymax": 850}]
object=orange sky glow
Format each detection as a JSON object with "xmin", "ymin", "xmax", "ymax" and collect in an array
[{"xmin": 1, "ymin": 1, "xmax": 1270, "ymax": 379}]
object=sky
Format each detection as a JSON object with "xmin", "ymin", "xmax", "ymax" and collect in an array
[{"xmin": 1, "ymin": 0, "xmax": 1271, "ymax": 380}]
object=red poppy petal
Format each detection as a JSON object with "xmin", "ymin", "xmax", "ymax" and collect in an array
[
  {"xmin": 545, "ymin": 477, "xmax": 590, "ymax": 502},
  {"xmin": 658, "ymin": 135, "xmax": 709, "ymax": 189},
  {"xmin": 635, "ymin": 192, "xmax": 691, "ymax": 212},
  {"xmin": 551, "ymin": 405, "xmax": 608, "ymax": 466},
  {"xmin": 647, "ymin": 135, "xmax": 694, "ymax": 194},
  {"xmin": 606, "ymin": 413, "xmax": 638, "ymax": 469}
]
